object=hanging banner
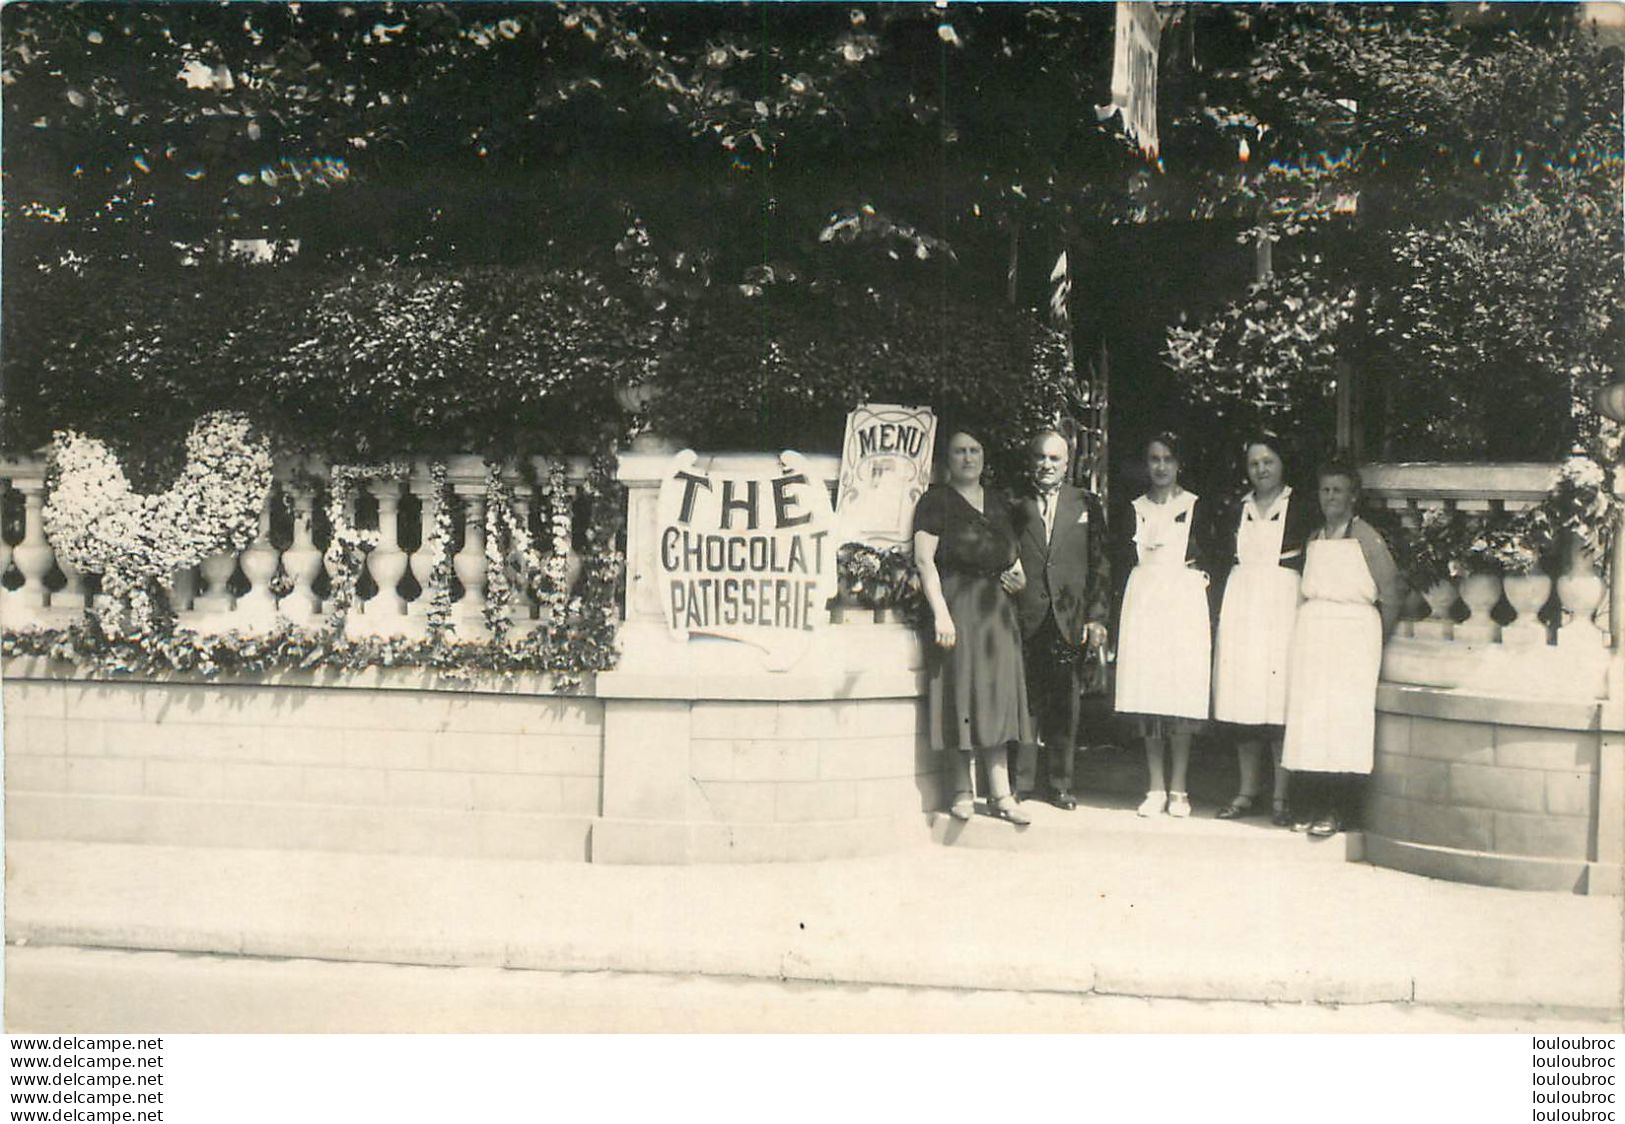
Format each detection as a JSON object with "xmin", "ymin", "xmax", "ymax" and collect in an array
[
  {"xmin": 835, "ymin": 404, "xmax": 936, "ymax": 550},
  {"xmin": 655, "ymin": 449, "xmax": 838, "ymax": 669},
  {"xmin": 1098, "ymin": 1, "xmax": 1163, "ymax": 159}
]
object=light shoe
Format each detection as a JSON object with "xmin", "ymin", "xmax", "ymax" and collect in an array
[
  {"xmin": 991, "ymin": 796, "xmax": 1032, "ymax": 826},
  {"xmin": 1167, "ymin": 791, "xmax": 1192, "ymax": 818},
  {"xmin": 1136, "ymin": 790, "xmax": 1166, "ymax": 817}
]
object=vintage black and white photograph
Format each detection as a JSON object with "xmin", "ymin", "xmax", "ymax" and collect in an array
[{"xmin": 1, "ymin": 0, "xmax": 1621, "ymax": 1064}]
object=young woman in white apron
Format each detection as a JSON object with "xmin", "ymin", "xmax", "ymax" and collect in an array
[
  {"xmin": 1282, "ymin": 462, "xmax": 1405, "ymax": 836},
  {"xmin": 1211, "ymin": 435, "xmax": 1315, "ymax": 824},
  {"xmin": 1113, "ymin": 433, "xmax": 1214, "ymax": 818}
]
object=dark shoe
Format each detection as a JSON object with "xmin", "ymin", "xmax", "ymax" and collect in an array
[
  {"xmin": 1271, "ymin": 802, "xmax": 1293, "ymax": 828},
  {"xmin": 1050, "ymin": 789, "xmax": 1078, "ymax": 811},
  {"xmin": 991, "ymin": 796, "xmax": 1032, "ymax": 826},
  {"xmin": 1308, "ymin": 814, "xmax": 1342, "ymax": 838},
  {"xmin": 1216, "ymin": 795, "xmax": 1259, "ymax": 820}
]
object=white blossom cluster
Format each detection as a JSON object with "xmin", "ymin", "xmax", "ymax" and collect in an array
[{"xmin": 43, "ymin": 411, "xmax": 273, "ymax": 635}]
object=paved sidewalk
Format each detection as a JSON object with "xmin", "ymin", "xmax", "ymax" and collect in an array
[
  {"xmin": 10, "ymin": 946, "xmax": 1615, "ymax": 1033},
  {"xmin": 6, "ymin": 836, "xmax": 1621, "ymax": 1024}
]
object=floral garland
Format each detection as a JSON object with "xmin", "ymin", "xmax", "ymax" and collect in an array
[
  {"xmin": 422, "ymin": 460, "xmax": 456, "ymax": 641},
  {"xmin": 483, "ymin": 462, "xmax": 533, "ymax": 642},
  {"xmin": 5, "ymin": 452, "xmax": 628, "ymax": 691},
  {"xmin": 43, "ymin": 411, "xmax": 273, "ymax": 639},
  {"xmin": 482, "ymin": 459, "xmax": 580, "ymax": 643},
  {"xmin": 541, "ymin": 460, "xmax": 573, "ymax": 622},
  {"xmin": 323, "ymin": 461, "xmax": 410, "ymax": 633},
  {"xmin": 548, "ymin": 448, "xmax": 625, "ymax": 683}
]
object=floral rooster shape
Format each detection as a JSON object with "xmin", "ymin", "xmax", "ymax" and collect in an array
[{"xmin": 42, "ymin": 411, "xmax": 274, "ymax": 636}]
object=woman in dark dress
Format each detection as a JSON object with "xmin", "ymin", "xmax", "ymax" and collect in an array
[{"xmin": 913, "ymin": 428, "xmax": 1034, "ymax": 825}]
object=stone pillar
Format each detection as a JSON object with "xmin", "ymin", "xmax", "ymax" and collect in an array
[{"xmin": 593, "ymin": 449, "xmax": 930, "ymax": 865}]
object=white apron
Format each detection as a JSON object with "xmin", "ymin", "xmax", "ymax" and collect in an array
[
  {"xmin": 1115, "ymin": 491, "xmax": 1211, "ymax": 720},
  {"xmin": 1212, "ymin": 489, "xmax": 1300, "ymax": 726},
  {"xmin": 1282, "ymin": 536, "xmax": 1383, "ymax": 774}
]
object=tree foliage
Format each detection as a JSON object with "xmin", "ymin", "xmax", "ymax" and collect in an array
[
  {"xmin": 1162, "ymin": 5, "xmax": 1623, "ymax": 462},
  {"xmin": 2, "ymin": 260, "xmax": 653, "ymax": 466}
]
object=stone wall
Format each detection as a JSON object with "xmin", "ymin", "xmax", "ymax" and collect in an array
[
  {"xmin": 1365, "ymin": 686, "xmax": 1623, "ymax": 894},
  {"xmin": 3, "ymin": 635, "xmax": 939, "ymax": 866},
  {"xmin": 592, "ymin": 694, "xmax": 942, "ymax": 864},
  {"xmin": 4, "ymin": 660, "xmax": 603, "ymax": 861}
]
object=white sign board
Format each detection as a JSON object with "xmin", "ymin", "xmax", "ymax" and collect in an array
[
  {"xmin": 835, "ymin": 404, "xmax": 936, "ymax": 550},
  {"xmin": 655, "ymin": 450, "xmax": 838, "ymax": 669}
]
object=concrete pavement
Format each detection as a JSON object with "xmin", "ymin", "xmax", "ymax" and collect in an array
[
  {"xmin": 9, "ymin": 945, "xmax": 1615, "ymax": 1033},
  {"xmin": 5, "ymin": 828, "xmax": 1621, "ymax": 1029}
]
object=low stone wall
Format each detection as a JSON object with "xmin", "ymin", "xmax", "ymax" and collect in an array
[
  {"xmin": 3, "ymin": 626, "xmax": 939, "ymax": 866},
  {"xmin": 4, "ymin": 658, "xmax": 604, "ymax": 861},
  {"xmin": 589, "ymin": 621, "xmax": 941, "ymax": 863},
  {"xmin": 1365, "ymin": 685, "xmax": 1623, "ymax": 894}
]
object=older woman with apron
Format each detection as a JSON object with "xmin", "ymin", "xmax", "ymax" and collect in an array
[
  {"xmin": 1211, "ymin": 434, "xmax": 1317, "ymax": 824},
  {"xmin": 1113, "ymin": 432, "xmax": 1215, "ymax": 818},
  {"xmin": 1282, "ymin": 461, "xmax": 1405, "ymax": 836}
]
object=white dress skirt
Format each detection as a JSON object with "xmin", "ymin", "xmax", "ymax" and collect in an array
[
  {"xmin": 1212, "ymin": 490, "xmax": 1301, "ymax": 728},
  {"xmin": 1115, "ymin": 492, "xmax": 1211, "ymax": 723},
  {"xmin": 1211, "ymin": 565, "xmax": 1301, "ymax": 726},
  {"xmin": 1282, "ymin": 537, "xmax": 1384, "ymax": 775}
]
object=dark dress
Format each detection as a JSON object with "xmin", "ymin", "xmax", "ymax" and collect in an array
[{"xmin": 914, "ymin": 485, "xmax": 1034, "ymax": 752}]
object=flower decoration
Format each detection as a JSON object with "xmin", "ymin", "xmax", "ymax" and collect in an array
[
  {"xmin": 43, "ymin": 411, "xmax": 273, "ymax": 638},
  {"xmin": 323, "ymin": 460, "xmax": 410, "ymax": 633},
  {"xmin": 835, "ymin": 541, "xmax": 922, "ymax": 618},
  {"xmin": 1545, "ymin": 451, "xmax": 1622, "ymax": 562},
  {"xmin": 6, "ymin": 452, "xmax": 628, "ymax": 690},
  {"xmin": 1460, "ymin": 509, "xmax": 1553, "ymax": 577}
]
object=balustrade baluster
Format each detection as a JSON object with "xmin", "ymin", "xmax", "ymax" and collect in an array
[
  {"xmin": 10, "ymin": 480, "xmax": 55, "ymax": 615},
  {"xmin": 1413, "ymin": 578, "xmax": 1457, "ymax": 641},
  {"xmin": 1501, "ymin": 564, "xmax": 1554, "ymax": 646},
  {"xmin": 318, "ymin": 482, "xmax": 346, "ymax": 618},
  {"xmin": 561, "ymin": 459, "xmax": 588, "ymax": 597},
  {"xmin": 53, "ymin": 555, "xmax": 87, "ymax": 614},
  {"xmin": 364, "ymin": 478, "xmax": 409, "ymax": 620},
  {"xmin": 509, "ymin": 481, "xmax": 540, "ymax": 627},
  {"xmin": 0, "ymin": 480, "xmax": 16, "ymax": 594},
  {"xmin": 451, "ymin": 485, "xmax": 490, "ymax": 639},
  {"xmin": 193, "ymin": 550, "xmax": 238, "ymax": 615},
  {"xmin": 169, "ymin": 566, "xmax": 197, "ymax": 614},
  {"xmin": 407, "ymin": 473, "xmax": 441, "ymax": 622},
  {"xmin": 236, "ymin": 502, "xmax": 281, "ymax": 622},
  {"xmin": 1456, "ymin": 571, "xmax": 1502, "ymax": 642},
  {"xmin": 1557, "ymin": 536, "xmax": 1608, "ymax": 648},
  {"xmin": 280, "ymin": 484, "xmax": 324, "ymax": 623}
]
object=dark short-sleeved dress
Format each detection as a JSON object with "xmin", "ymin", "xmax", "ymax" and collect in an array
[{"xmin": 914, "ymin": 485, "xmax": 1034, "ymax": 752}]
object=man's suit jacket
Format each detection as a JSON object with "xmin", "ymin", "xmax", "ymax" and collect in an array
[{"xmin": 1012, "ymin": 485, "xmax": 1110, "ymax": 646}]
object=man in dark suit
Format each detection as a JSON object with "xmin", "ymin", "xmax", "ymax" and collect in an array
[{"xmin": 1002, "ymin": 430, "xmax": 1110, "ymax": 809}]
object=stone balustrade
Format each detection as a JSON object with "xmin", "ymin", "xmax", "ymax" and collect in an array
[
  {"xmin": 1361, "ymin": 463, "xmax": 1623, "ymax": 894},
  {"xmin": 1361, "ymin": 462, "xmax": 1614, "ymax": 699},
  {"xmin": 0, "ymin": 453, "xmax": 593, "ymax": 641}
]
